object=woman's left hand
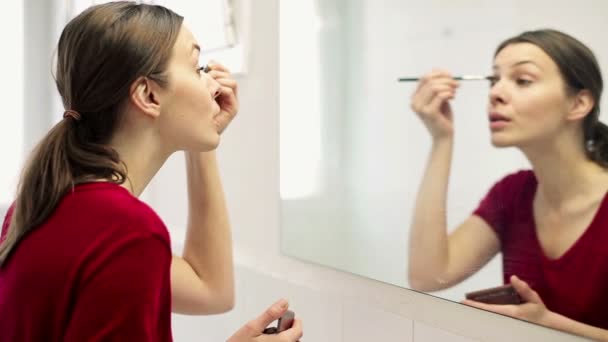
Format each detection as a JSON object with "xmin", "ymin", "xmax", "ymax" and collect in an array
[
  {"xmin": 462, "ymin": 275, "xmax": 552, "ymax": 326},
  {"xmin": 207, "ymin": 62, "xmax": 239, "ymax": 134}
]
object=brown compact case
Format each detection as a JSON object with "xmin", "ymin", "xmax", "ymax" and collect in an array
[{"xmin": 465, "ymin": 284, "xmax": 523, "ymax": 305}]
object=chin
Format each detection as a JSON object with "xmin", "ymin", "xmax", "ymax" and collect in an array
[
  {"xmin": 197, "ymin": 139, "xmax": 220, "ymax": 152},
  {"xmin": 203, "ymin": 133, "xmax": 221, "ymax": 150},
  {"xmin": 184, "ymin": 133, "xmax": 220, "ymax": 152},
  {"xmin": 490, "ymin": 135, "xmax": 515, "ymax": 148}
]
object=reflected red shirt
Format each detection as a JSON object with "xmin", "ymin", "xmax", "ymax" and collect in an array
[
  {"xmin": 474, "ymin": 170, "xmax": 608, "ymax": 329},
  {"xmin": 0, "ymin": 182, "xmax": 172, "ymax": 341}
]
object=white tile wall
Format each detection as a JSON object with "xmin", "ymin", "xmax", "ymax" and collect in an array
[
  {"xmin": 414, "ymin": 322, "xmax": 478, "ymax": 342},
  {"xmin": 170, "ymin": 262, "xmax": 587, "ymax": 341},
  {"xmin": 342, "ymin": 300, "xmax": 414, "ymax": 342}
]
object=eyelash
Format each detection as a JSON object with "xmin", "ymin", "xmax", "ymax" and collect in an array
[
  {"xmin": 197, "ymin": 65, "xmax": 210, "ymax": 74},
  {"xmin": 489, "ymin": 76, "xmax": 533, "ymax": 87},
  {"xmin": 516, "ymin": 78, "xmax": 532, "ymax": 86}
]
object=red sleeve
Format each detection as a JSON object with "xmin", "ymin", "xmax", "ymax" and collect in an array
[
  {"xmin": 472, "ymin": 170, "xmax": 532, "ymax": 238},
  {"xmin": 64, "ymin": 235, "xmax": 172, "ymax": 342}
]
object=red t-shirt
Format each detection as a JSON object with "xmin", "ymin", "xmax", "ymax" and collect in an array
[
  {"xmin": 473, "ymin": 170, "xmax": 608, "ymax": 329},
  {"xmin": 0, "ymin": 182, "xmax": 173, "ymax": 341}
]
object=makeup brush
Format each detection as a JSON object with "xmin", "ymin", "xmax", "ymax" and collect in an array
[{"xmin": 398, "ymin": 75, "xmax": 494, "ymax": 82}]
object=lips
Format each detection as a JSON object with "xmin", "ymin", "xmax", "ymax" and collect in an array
[{"xmin": 489, "ymin": 112, "xmax": 510, "ymax": 122}]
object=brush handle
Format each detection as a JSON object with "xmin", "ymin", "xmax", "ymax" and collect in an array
[{"xmin": 398, "ymin": 75, "xmax": 491, "ymax": 82}]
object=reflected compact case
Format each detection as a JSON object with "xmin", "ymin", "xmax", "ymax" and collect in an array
[{"xmin": 465, "ymin": 284, "xmax": 523, "ymax": 305}]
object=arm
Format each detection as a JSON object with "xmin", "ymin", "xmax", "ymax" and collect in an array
[
  {"xmin": 171, "ymin": 151, "xmax": 235, "ymax": 315},
  {"xmin": 408, "ymin": 139, "xmax": 500, "ymax": 291},
  {"xmin": 65, "ymin": 236, "xmax": 172, "ymax": 341},
  {"xmin": 407, "ymin": 70, "xmax": 500, "ymax": 291},
  {"xmin": 171, "ymin": 62, "xmax": 238, "ymax": 315},
  {"xmin": 546, "ymin": 312, "xmax": 608, "ymax": 341}
]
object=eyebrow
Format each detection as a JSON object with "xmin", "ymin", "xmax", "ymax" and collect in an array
[
  {"xmin": 192, "ymin": 43, "xmax": 201, "ymax": 55},
  {"xmin": 493, "ymin": 60, "xmax": 542, "ymax": 71}
]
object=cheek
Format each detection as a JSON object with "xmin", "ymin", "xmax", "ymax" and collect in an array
[
  {"xmin": 173, "ymin": 81, "xmax": 213, "ymax": 112},
  {"xmin": 187, "ymin": 78, "xmax": 214, "ymax": 106},
  {"xmin": 518, "ymin": 95, "xmax": 569, "ymax": 138},
  {"xmin": 514, "ymin": 86, "xmax": 564, "ymax": 119}
]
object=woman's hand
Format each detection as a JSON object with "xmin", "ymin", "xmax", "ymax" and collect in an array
[
  {"xmin": 227, "ymin": 299, "xmax": 303, "ymax": 342},
  {"xmin": 207, "ymin": 62, "xmax": 239, "ymax": 134},
  {"xmin": 462, "ymin": 275, "xmax": 552, "ymax": 326},
  {"xmin": 410, "ymin": 69, "xmax": 459, "ymax": 141}
]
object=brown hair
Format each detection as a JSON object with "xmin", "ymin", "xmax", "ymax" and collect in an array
[
  {"xmin": 495, "ymin": 29, "xmax": 607, "ymax": 166},
  {"xmin": 0, "ymin": 2, "xmax": 183, "ymax": 266}
]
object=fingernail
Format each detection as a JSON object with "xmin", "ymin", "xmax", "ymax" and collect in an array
[{"xmin": 275, "ymin": 299, "xmax": 288, "ymax": 310}]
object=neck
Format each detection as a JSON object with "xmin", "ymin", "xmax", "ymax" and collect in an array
[
  {"xmin": 108, "ymin": 123, "xmax": 172, "ymax": 198},
  {"xmin": 521, "ymin": 133, "xmax": 607, "ymax": 208}
]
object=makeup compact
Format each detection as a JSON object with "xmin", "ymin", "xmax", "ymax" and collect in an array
[{"xmin": 465, "ymin": 284, "xmax": 523, "ymax": 305}]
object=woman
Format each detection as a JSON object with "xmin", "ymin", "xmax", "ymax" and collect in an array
[
  {"xmin": 0, "ymin": 2, "xmax": 302, "ymax": 341},
  {"xmin": 408, "ymin": 29, "xmax": 608, "ymax": 340}
]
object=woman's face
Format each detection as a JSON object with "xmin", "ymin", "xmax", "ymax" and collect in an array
[
  {"xmin": 157, "ymin": 25, "xmax": 222, "ymax": 152},
  {"xmin": 488, "ymin": 42, "xmax": 573, "ymax": 149}
]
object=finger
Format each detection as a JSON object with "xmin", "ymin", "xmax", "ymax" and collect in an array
[
  {"xmin": 215, "ymin": 78, "xmax": 238, "ymax": 96},
  {"xmin": 207, "ymin": 61, "xmax": 231, "ymax": 73},
  {"xmin": 427, "ymin": 70, "xmax": 460, "ymax": 89},
  {"xmin": 461, "ymin": 299, "xmax": 515, "ymax": 317},
  {"xmin": 416, "ymin": 70, "xmax": 443, "ymax": 92},
  {"xmin": 217, "ymin": 85, "xmax": 237, "ymax": 109},
  {"xmin": 420, "ymin": 90, "xmax": 454, "ymax": 116},
  {"xmin": 247, "ymin": 299, "xmax": 290, "ymax": 336},
  {"xmin": 511, "ymin": 275, "xmax": 541, "ymax": 304},
  {"xmin": 419, "ymin": 82, "xmax": 456, "ymax": 106},
  {"xmin": 226, "ymin": 301, "xmax": 287, "ymax": 342},
  {"xmin": 208, "ymin": 70, "xmax": 231, "ymax": 80},
  {"xmin": 278, "ymin": 318, "xmax": 303, "ymax": 341}
]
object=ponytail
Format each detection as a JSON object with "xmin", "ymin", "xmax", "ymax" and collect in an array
[
  {"xmin": 0, "ymin": 117, "xmax": 126, "ymax": 267},
  {"xmin": 586, "ymin": 120, "xmax": 608, "ymax": 168},
  {"xmin": 0, "ymin": 1, "xmax": 183, "ymax": 266}
]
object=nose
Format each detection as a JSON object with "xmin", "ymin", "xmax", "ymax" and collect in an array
[{"xmin": 489, "ymin": 80, "xmax": 506, "ymax": 106}]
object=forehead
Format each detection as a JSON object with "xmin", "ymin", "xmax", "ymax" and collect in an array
[
  {"xmin": 494, "ymin": 42, "xmax": 557, "ymax": 71},
  {"xmin": 173, "ymin": 25, "xmax": 198, "ymax": 60}
]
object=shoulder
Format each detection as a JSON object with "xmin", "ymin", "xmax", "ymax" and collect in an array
[
  {"xmin": 497, "ymin": 169, "xmax": 535, "ymax": 186},
  {"xmin": 490, "ymin": 169, "xmax": 536, "ymax": 195},
  {"xmin": 65, "ymin": 183, "xmax": 170, "ymax": 244},
  {"xmin": 480, "ymin": 169, "xmax": 536, "ymax": 204}
]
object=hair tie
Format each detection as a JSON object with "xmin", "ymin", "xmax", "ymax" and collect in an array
[{"xmin": 63, "ymin": 109, "xmax": 82, "ymax": 121}]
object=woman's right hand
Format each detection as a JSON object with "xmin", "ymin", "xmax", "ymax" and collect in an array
[
  {"xmin": 410, "ymin": 69, "xmax": 460, "ymax": 140},
  {"xmin": 227, "ymin": 299, "xmax": 303, "ymax": 342}
]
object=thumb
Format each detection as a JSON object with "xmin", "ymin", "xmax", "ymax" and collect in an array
[
  {"xmin": 510, "ymin": 275, "xmax": 542, "ymax": 304},
  {"xmin": 252, "ymin": 298, "xmax": 289, "ymax": 331},
  {"xmin": 228, "ymin": 299, "xmax": 289, "ymax": 340}
]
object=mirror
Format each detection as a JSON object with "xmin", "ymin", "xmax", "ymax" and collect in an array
[{"xmin": 280, "ymin": 0, "xmax": 608, "ymax": 337}]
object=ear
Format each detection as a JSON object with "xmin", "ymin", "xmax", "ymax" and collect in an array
[
  {"xmin": 129, "ymin": 76, "xmax": 162, "ymax": 119},
  {"xmin": 567, "ymin": 89, "xmax": 595, "ymax": 122}
]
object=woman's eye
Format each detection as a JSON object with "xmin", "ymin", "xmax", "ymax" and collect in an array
[
  {"xmin": 489, "ymin": 76, "xmax": 499, "ymax": 86},
  {"xmin": 516, "ymin": 78, "xmax": 532, "ymax": 86},
  {"xmin": 197, "ymin": 65, "xmax": 210, "ymax": 74}
]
